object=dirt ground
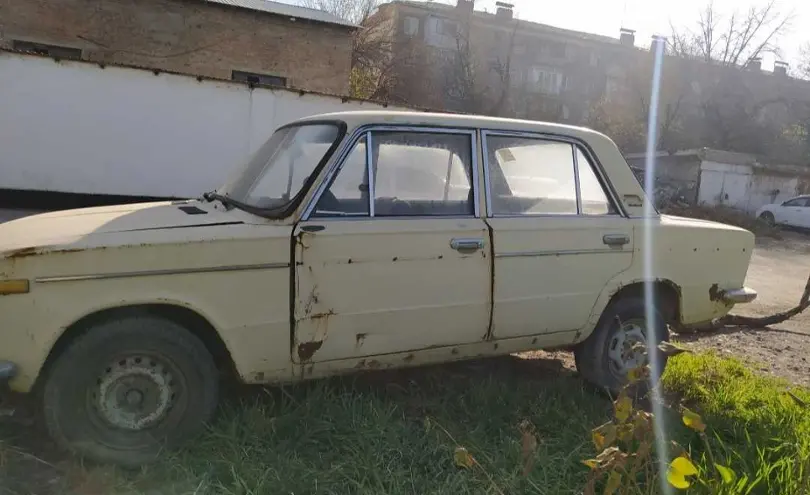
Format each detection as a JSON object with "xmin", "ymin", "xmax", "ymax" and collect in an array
[{"xmin": 676, "ymin": 229, "xmax": 810, "ymax": 387}]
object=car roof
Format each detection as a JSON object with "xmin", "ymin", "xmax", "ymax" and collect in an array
[{"xmin": 292, "ymin": 111, "xmax": 609, "ymax": 144}]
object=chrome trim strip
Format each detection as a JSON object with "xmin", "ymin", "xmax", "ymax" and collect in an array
[
  {"xmin": 572, "ymin": 143, "xmax": 583, "ymax": 215},
  {"xmin": 495, "ymin": 249, "xmax": 627, "ymax": 259},
  {"xmin": 470, "ymin": 130, "xmax": 481, "ymax": 218},
  {"xmin": 481, "ymin": 130, "xmax": 494, "ymax": 217},
  {"xmin": 366, "ymin": 131, "xmax": 375, "ymax": 218},
  {"xmin": 35, "ymin": 263, "xmax": 290, "ymax": 283}
]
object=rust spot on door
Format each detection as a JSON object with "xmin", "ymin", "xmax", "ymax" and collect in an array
[
  {"xmin": 709, "ymin": 284, "xmax": 722, "ymax": 301},
  {"xmin": 297, "ymin": 341, "xmax": 323, "ymax": 361}
]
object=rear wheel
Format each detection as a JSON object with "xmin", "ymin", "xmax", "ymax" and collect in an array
[
  {"xmin": 759, "ymin": 211, "xmax": 776, "ymax": 226},
  {"xmin": 574, "ymin": 297, "xmax": 670, "ymax": 394},
  {"xmin": 42, "ymin": 316, "xmax": 219, "ymax": 466}
]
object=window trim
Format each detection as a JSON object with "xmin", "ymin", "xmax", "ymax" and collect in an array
[
  {"xmin": 302, "ymin": 125, "xmax": 481, "ymax": 221},
  {"xmin": 481, "ymin": 129, "xmax": 625, "ymax": 218}
]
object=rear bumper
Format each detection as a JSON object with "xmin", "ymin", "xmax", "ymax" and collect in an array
[{"xmin": 721, "ymin": 287, "xmax": 758, "ymax": 304}]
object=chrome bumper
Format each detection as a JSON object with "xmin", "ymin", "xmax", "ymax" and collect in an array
[
  {"xmin": 721, "ymin": 287, "xmax": 758, "ymax": 304},
  {"xmin": 0, "ymin": 361, "xmax": 16, "ymax": 381}
]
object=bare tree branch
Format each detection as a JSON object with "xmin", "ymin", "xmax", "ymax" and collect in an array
[
  {"xmin": 297, "ymin": 0, "xmax": 380, "ymax": 24},
  {"xmin": 669, "ymin": 0, "xmax": 791, "ymax": 67}
]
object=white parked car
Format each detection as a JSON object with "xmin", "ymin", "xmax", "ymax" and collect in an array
[
  {"xmin": 0, "ymin": 111, "xmax": 757, "ymax": 465},
  {"xmin": 756, "ymin": 195, "xmax": 810, "ymax": 229}
]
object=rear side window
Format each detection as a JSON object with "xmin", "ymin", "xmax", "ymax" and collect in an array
[{"xmin": 484, "ymin": 133, "xmax": 617, "ymax": 216}]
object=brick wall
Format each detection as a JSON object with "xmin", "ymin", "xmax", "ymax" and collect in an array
[{"xmin": 0, "ymin": 0, "xmax": 354, "ymax": 94}]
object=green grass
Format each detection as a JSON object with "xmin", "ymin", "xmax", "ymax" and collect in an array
[
  {"xmin": 661, "ymin": 353, "xmax": 810, "ymax": 494},
  {"xmin": 2, "ymin": 352, "xmax": 809, "ymax": 494}
]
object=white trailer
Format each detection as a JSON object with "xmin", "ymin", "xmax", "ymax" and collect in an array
[{"xmin": 0, "ymin": 50, "xmax": 411, "ymax": 202}]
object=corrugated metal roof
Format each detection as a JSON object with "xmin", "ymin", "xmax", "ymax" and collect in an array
[{"xmin": 204, "ymin": 0, "xmax": 356, "ymax": 28}]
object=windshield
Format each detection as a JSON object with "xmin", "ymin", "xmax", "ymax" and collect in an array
[{"xmin": 218, "ymin": 123, "xmax": 342, "ymax": 214}]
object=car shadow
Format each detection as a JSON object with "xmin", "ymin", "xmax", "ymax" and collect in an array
[{"xmin": 0, "ymin": 352, "xmax": 601, "ymax": 494}]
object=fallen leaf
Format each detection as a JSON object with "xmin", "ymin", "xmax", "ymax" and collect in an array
[
  {"xmin": 658, "ymin": 341, "xmax": 690, "ymax": 357},
  {"xmin": 605, "ymin": 470, "xmax": 623, "ymax": 495},
  {"xmin": 682, "ymin": 408, "xmax": 706, "ymax": 433},
  {"xmin": 453, "ymin": 446, "xmax": 475, "ymax": 469},
  {"xmin": 715, "ymin": 463, "xmax": 736, "ymax": 485},
  {"xmin": 520, "ymin": 424, "xmax": 538, "ymax": 476},
  {"xmin": 614, "ymin": 395, "xmax": 633, "ymax": 423},
  {"xmin": 667, "ymin": 455, "xmax": 698, "ymax": 489}
]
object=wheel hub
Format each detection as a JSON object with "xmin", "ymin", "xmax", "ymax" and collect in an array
[
  {"xmin": 608, "ymin": 320, "xmax": 649, "ymax": 376},
  {"xmin": 93, "ymin": 356, "xmax": 175, "ymax": 431}
]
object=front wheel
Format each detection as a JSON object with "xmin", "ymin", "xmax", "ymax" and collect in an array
[
  {"xmin": 574, "ymin": 297, "xmax": 670, "ymax": 394},
  {"xmin": 42, "ymin": 316, "xmax": 219, "ymax": 466}
]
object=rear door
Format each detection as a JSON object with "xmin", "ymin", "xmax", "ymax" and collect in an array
[
  {"xmin": 292, "ymin": 127, "xmax": 491, "ymax": 363},
  {"xmin": 483, "ymin": 131, "xmax": 633, "ymax": 339}
]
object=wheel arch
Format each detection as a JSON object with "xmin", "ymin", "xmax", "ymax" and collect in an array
[
  {"xmin": 604, "ymin": 279, "xmax": 682, "ymax": 324},
  {"xmin": 34, "ymin": 303, "xmax": 239, "ymax": 392}
]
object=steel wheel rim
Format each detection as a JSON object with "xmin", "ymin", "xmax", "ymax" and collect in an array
[
  {"xmin": 607, "ymin": 319, "xmax": 649, "ymax": 378},
  {"xmin": 89, "ymin": 354, "xmax": 180, "ymax": 432}
]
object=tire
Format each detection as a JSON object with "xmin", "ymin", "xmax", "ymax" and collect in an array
[
  {"xmin": 574, "ymin": 297, "xmax": 670, "ymax": 395},
  {"xmin": 42, "ymin": 315, "xmax": 219, "ymax": 466},
  {"xmin": 759, "ymin": 211, "xmax": 775, "ymax": 226}
]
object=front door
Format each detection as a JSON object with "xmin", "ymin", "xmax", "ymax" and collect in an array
[
  {"xmin": 482, "ymin": 131, "xmax": 633, "ymax": 339},
  {"xmin": 292, "ymin": 127, "xmax": 491, "ymax": 363}
]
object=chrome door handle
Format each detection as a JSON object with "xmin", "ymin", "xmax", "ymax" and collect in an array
[
  {"xmin": 603, "ymin": 234, "xmax": 629, "ymax": 246},
  {"xmin": 450, "ymin": 238, "xmax": 485, "ymax": 252}
]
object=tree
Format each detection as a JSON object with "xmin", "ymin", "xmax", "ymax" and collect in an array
[
  {"xmin": 797, "ymin": 42, "xmax": 810, "ymax": 80},
  {"xmin": 669, "ymin": 0, "xmax": 791, "ymax": 67},
  {"xmin": 297, "ymin": 0, "xmax": 380, "ymax": 24}
]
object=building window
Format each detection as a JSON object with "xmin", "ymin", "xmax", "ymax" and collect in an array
[
  {"xmin": 436, "ymin": 19, "xmax": 458, "ymax": 37},
  {"xmin": 528, "ymin": 67, "xmax": 564, "ymax": 95},
  {"xmin": 546, "ymin": 41, "xmax": 567, "ymax": 58},
  {"xmin": 403, "ymin": 16, "xmax": 419, "ymax": 36},
  {"xmin": 13, "ymin": 40, "xmax": 82, "ymax": 60},
  {"xmin": 232, "ymin": 70, "xmax": 287, "ymax": 87}
]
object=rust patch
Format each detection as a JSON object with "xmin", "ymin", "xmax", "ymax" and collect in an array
[
  {"xmin": 355, "ymin": 333, "xmax": 367, "ymax": 348},
  {"xmin": 297, "ymin": 341, "xmax": 323, "ymax": 361},
  {"xmin": 355, "ymin": 359, "xmax": 367, "ymax": 369},
  {"xmin": 6, "ymin": 247, "xmax": 41, "ymax": 258},
  {"xmin": 6, "ymin": 246, "xmax": 86, "ymax": 259},
  {"xmin": 403, "ymin": 354, "xmax": 414, "ymax": 363},
  {"xmin": 367, "ymin": 360, "xmax": 381, "ymax": 369},
  {"xmin": 709, "ymin": 284, "xmax": 722, "ymax": 302}
]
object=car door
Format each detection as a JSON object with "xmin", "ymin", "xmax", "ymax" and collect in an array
[
  {"xmin": 482, "ymin": 131, "xmax": 633, "ymax": 339},
  {"xmin": 292, "ymin": 127, "xmax": 491, "ymax": 363},
  {"xmin": 792, "ymin": 198, "xmax": 810, "ymax": 228},
  {"xmin": 777, "ymin": 198, "xmax": 806, "ymax": 227}
]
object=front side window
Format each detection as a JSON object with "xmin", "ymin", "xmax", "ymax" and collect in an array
[
  {"xmin": 218, "ymin": 123, "xmax": 341, "ymax": 216},
  {"xmin": 312, "ymin": 130, "xmax": 475, "ymax": 218},
  {"xmin": 485, "ymin": 134, "xmax": 616, "ymax": 216}
]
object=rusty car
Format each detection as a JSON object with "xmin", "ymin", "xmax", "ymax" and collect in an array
[{"xmin": 0, "ymin": 111, "xmax": 757, "ymax": 465}]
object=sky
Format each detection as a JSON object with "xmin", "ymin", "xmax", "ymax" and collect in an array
[
  {"xmin": 285, "ymin": 0, "xmax": 807, "ymax": 71},
  {"xmin": 468, "ymin": 0, "xmax": 807, "ymax": 69}
]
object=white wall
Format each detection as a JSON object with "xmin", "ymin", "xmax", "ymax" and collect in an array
[
  {"xmin": 0, "ymin": 51, "xmax": 410, "ymax": 198},
  {"xmin": 698, "ymin": 160, "xmax": 799, "ymax": 214}
]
